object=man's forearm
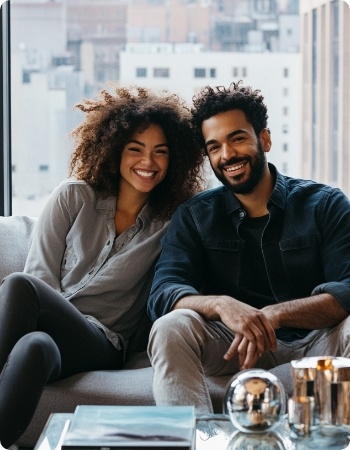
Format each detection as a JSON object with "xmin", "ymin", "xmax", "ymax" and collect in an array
[
  {"xmin": 173, "ymin": 295, "xmax": 222, "ymax": 320},
  {"xmin": 262, "ymin": 293, "xmax": 348, "ymax": 330}
]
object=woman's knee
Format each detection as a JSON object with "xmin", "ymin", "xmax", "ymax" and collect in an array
[
  {"xmin": 1, "ymin": 271, "xmax": 32, "ymax": 287},
  {"xmin": 14, "ymin": 332, "xmax": 61, "ymax": 379},
  {"xmin": 0, "ymin": 272, "xmax": 36, "ymax": 304}
]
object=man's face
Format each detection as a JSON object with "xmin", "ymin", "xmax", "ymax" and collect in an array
[{"xmin": 202, "ymin": 109, "xmax": 271, "ymax": 195}]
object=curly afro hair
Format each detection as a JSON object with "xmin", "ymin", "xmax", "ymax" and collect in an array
[
  {"xmin": 191, "ymin": 81, "xmax": 269, "ymax": 149},
  {"xmin": 69, "ymin": 84, "xmax": 205, "ymax": 221}
]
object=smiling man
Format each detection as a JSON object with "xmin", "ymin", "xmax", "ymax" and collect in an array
[{"xmin": 146, "ymin": 81, "xmax": 350, "ymax": 414}]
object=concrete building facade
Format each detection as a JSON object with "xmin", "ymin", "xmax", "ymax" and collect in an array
[
  {"xmin": 300, "ymin": 0, "xmax": 350, "ymax": 195},
  {"xmin": 120, "ymin": 44, "xmax": 301, "ymax": 184}
]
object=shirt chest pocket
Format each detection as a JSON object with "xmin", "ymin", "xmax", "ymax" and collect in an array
[
  {"xmin": 202, "ymin": 238, "xmax": 242, "ymax": 282},
  {"xmin": 280, "ymin": 234, "xmax": 323, "ymax": 294}
]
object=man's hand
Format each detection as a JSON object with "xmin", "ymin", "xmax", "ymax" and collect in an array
[
  {"xmin": 174, "ymin": 294, "xmax": 277, "ymax": 369},
  {"xmin": 225, "ymin": 334, "xmax": 262, "ymax": 370},
  {"xmin": 218, "ymin": 296, "xmax": 277, "ymax": 365}
]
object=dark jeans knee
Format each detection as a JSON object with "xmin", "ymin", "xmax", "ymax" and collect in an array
[
  {"xmin": 0, "ymin": 332, "xmax": 61, "ymax": 447},
  {"xmin": 14, "ymin": 331, "xmax": 61, "ymax": 381},
  {"xmin": 0, "ymin": 272, "xmax": 36, "ymax": 308}
]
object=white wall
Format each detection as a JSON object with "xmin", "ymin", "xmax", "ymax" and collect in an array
[{"xmin": 120, "ymin": 47, "xmax": 301, "ymax": 179}]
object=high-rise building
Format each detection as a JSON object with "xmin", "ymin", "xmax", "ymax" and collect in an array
[
  {"xmin": 300, "ymin": 0, "xmax": 350, "ymax": 195},
  {"xmin": 120, "ymin": 44, "xmax": 301, "ymax": 182},
  {"xmin": 127, "ymin": 0, "xmax": 212, "ymax": 47},
  {"xmin": 66, "ymin": 1, "xmax": 127, "ymax": 87}
]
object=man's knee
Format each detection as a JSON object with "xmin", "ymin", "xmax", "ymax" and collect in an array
[
  {"xmin": 150, "ymin": 310, "xmax": 200, "ymax": 340},
  {"xmin": 339, "ymin": 315, "xmax": 350, "ymax": 352},
  {"xmin": 148, "ymin": 309, "xmax": 210, "ymax": 361}
]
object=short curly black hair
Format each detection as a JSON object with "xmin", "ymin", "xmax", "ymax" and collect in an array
[
  {"xmin": 69, "ymin": 84, "xmax": 205, "ymax": 221},
  {"xmin": 191, "ymin": 81, "xmax": 269, "ymax": 149}
]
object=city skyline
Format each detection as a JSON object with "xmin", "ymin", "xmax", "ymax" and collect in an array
[{"xmin": 9, "ymin": 0, "xmax": 349, "ymax": 214}]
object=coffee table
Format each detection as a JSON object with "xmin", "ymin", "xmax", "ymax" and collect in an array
[
  {"xmin": 33, "ymin": 412, "xmax": 350, "ymax": 450},
  {"xmin": 33, "ymin": 411, "xmax": 293, "ymax": 450}
]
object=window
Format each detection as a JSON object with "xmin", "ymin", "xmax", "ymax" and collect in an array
[
  {"xmin": 23, "ymin": 71, "xmax": 31, "ymax": 84},
  {"xmin": 194, "ymin": 68, "xmax": 206, "ymax": 78},
  {"xmin": 194, "ymin": 67, "xmax": 216, "ymax": 78},
  {"xmin": 136, "ymin": 67, "xmax": 147, "ymax": 77},
  {"xmin": 153, "ymin": 67, "xmax": 169, "ymax": 78},
  {"xmin": 282, "ymin": 162, "xmax": 288, "ymax": 174},
  {"xmin": 232, "ymin": 67, "xmax": 247, "ymax": 78},
  {"xmin": 1, "ymin": 0, "xmax": 11, "ymax": 215},
  {"xmin": 3, "ymin": 0, "xmax": 348, "ymax": 215}
]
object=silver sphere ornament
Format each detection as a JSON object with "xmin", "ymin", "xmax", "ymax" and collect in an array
[
  {"xmin": 226, "ymin": 430, "xmax": 287, "ymax": 450},
  {"xmin": 224, "ymin": 369, "xmax": 286, "ymax": 433}
]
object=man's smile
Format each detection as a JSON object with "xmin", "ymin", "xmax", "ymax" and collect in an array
[{"xmin": 224, "ymin": 162, "xmax": 247, "ymax": 173}]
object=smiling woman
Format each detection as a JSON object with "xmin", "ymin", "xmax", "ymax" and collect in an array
[
  {"xmin": 69, "ymin": 84, "xmax": 204, "ymax": 220},
  {"xmin": 0, "ymin": 84, "xmax": 205, "ymax": 448},
  {"xmin": 119, "ymin": 123, "xmax": 170, "ymax": 196}
]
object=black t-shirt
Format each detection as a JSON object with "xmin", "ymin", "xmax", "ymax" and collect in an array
[
  {"xmin": 238, "ymin": 215, "xmax": 310, "ymax": 342},
  {"xmin": 239, "ymin": 214, "xmax": 273, "ymax": 308}
]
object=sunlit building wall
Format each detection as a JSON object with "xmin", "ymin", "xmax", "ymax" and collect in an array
[
  {"xmin": 300, "ymin": 0, "xmax": 350, "ymax": 195},
  {"xmin": 120, "ymin": 44, "xmax": 301, "ymax": 181},
  {"xmin": 127, "ymin": 0, "xmax": 211, "ymax": 47}
]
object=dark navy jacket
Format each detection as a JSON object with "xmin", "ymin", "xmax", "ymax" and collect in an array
[{"xmin": 148, "ymin": 165, "xmax": 350, "ymax": 336}]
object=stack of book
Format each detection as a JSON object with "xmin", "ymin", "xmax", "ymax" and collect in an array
[{"xmin": 59, "ymin": 405, "xmax": 196, "ymax": 450}]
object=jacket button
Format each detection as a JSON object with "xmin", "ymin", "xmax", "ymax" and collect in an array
[{"xmin": 239, "ymin": 210, "xmax": 246, "ymax": 218}]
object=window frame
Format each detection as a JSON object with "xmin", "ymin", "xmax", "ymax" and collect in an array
[{"xmin": 0, "ymin": 0, "xmax": 12, "ymax": 216}]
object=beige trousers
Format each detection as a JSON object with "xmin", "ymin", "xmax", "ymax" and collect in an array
[{"xmin": 147, "ymin": 309, "xmax": 350, "ymax": 413}]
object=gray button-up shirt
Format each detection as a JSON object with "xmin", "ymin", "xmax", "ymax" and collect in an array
[{"xmin": 24, "ymin": 179, "xmax": 168, "ymax": 351}]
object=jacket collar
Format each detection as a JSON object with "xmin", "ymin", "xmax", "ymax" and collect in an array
[{"xmin": 223, "ymin": 163, "xmax": 287, "ymax": 215}]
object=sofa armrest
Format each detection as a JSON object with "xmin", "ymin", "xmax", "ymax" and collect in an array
[{"xmin": 0, "ymin": 215, "xmax": 37, "ymax": 281}]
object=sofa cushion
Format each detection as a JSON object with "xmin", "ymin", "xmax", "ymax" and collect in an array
[
  {"xmin": 17, "ymin": 348, "xmax": 233, "ymax": 449},
  {"xmin": 0, "ymin": 215, "xmax": 36, "ymax": 281}
]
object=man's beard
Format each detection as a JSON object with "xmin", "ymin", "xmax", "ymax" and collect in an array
[{"xmin": 211, "ymin": 142, "xmax": 267, "ymax": 195}]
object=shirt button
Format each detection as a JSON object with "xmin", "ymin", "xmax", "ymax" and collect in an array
[{"xmin": 239, "ymin": 210, "xmax": 246, "ymax": 218}]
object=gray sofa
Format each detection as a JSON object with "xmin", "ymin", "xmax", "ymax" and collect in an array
[{"xmin": 0, "ymin": 215, "xmax": 235, "ymax": 449}]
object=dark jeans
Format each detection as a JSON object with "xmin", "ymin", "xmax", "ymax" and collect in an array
[{"xmin": 0, "ymin": 272, "xmax": 123, "ymax": 448}]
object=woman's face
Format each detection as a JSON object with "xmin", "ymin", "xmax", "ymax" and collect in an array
[{"xmin": 119, "ymin": 123, "xmax": 169, "ymax": 196}]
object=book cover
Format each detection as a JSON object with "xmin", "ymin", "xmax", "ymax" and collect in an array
[{"xmin": 61, "ymin": 405, "xmax": 196, "ymax": 450}]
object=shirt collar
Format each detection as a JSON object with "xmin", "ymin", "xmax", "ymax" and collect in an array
[
  {"xmin": 95, "ymin": 195, "xmax": 151, "ymax": 228},
  {"xmin": 223, "ymin": 163, "xmax": 287, "ymax": 214}
]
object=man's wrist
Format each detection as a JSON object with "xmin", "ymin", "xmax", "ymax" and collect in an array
[{"xmin": 261, "ymin": 304, "xmax": 280, "ymax": 329}]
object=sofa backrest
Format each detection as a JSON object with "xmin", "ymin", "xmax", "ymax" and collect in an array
[{"xmin": 0, "ymin": 215, "xmax": 37, "ymax": 282}]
